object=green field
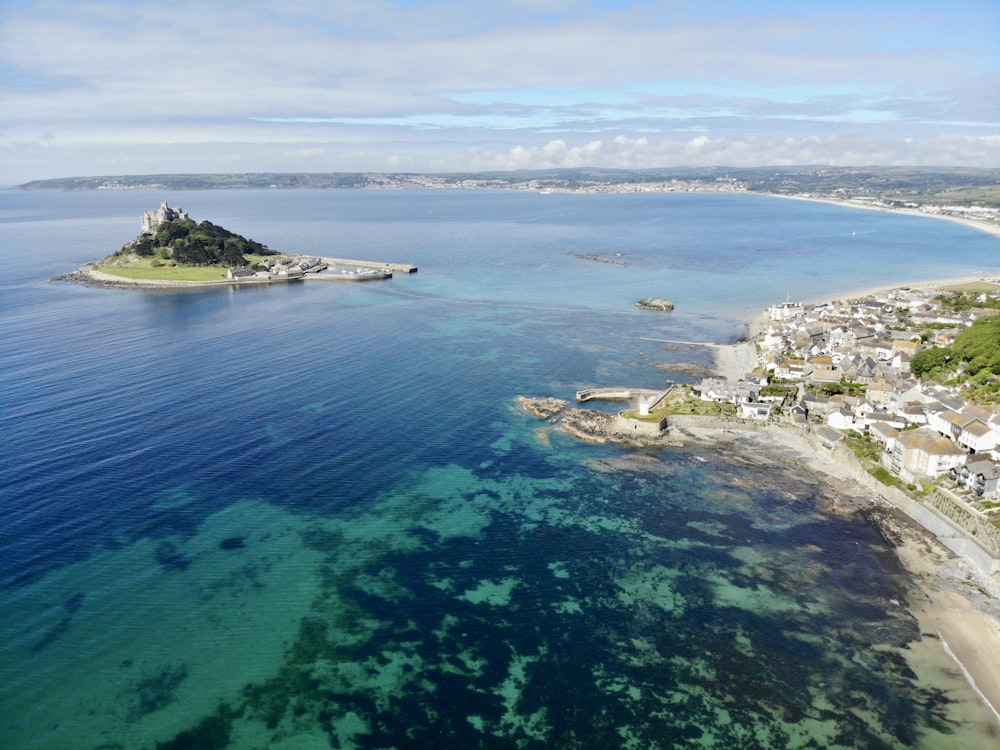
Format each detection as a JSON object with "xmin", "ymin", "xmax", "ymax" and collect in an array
[
  {"xmin": 937, "ymin": 281, "xmax": 1000, "ymax": 293},
  {"xmin": 94, "ymin": 258, "xmax": 228, "ymax": 281},
  {"xmin": 93, "ymin": 253, "xmax": 283, "ymax": 282}
]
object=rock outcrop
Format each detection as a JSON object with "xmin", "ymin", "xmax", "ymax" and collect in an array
[
  {"xmin": 635, "ymin": 298, "xmax": 675, "ymax": 311},
  {"xmin": 516, "ymin": 396, "xmax": 681, "ymax": 447}
]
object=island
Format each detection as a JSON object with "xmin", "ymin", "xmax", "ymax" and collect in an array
[
  {"xmin": 634, "ymin": 298, "xmax": 675, "ymax": 311},
  {"xmin": 54, "ymin": 202, "xmax": 414, "ymax": 288}
]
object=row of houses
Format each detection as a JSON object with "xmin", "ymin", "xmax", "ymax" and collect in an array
[
  {"xmin": 226, "ymin": 256, "xmax": 326, "ymax": 280},
  {"xmin": 695, "ymin": 284, "xmax": 1000, "ymax": 499}
]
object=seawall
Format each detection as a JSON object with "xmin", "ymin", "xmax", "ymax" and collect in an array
[{"xmin": 667, "ymin": 415, "xmax": 1000, "ymax": 577}]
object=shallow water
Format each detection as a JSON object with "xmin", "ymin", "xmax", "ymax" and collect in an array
[{"xmin": 2, "ymin": 189, "xmax": 998, "ymax": 748}]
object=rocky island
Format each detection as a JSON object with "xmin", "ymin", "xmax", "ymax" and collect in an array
[
  {"xmin": 55, "ymin": 202, "xmax": 408, "ymax": 288},
  {"xmin": 635, "ymin": 298, "xmax": 675, "ymax": 311}
]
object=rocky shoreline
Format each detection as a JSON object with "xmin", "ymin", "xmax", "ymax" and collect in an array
[
  {"xmin": 517, "ymin": 393, "xmax": 1000, "ymax": 724},
  {"xmin": 516, "ymin": 396, "xmax": 682, "ymax": 447}
]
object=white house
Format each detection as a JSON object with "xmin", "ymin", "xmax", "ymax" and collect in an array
[
  {"xmin": 890, "ymin": 428, "xmax": 968, "ymax": 484},
  {"xmin": 958, "ymin": 419, "xmax": 1000, "ymax": 454}
]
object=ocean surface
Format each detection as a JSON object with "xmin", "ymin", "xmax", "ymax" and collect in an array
[{"xmin": 2, "ymin": 189, "xmax": 999, "ymax": 749}]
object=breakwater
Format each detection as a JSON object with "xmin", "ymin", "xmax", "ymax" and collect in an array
[{"xmin": 319, "ymin": 256, "xmax": 418, "ymax": 273}]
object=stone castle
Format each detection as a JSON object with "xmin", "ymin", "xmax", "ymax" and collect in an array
[{"xmin": 140, "ymin": 201, "xmax": 188, "ymax": 234}]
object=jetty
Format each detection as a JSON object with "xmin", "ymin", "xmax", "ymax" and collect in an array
[
  {"xmin": 319, "ymin": 256, "xmax": 418, "ymax": 273},
  {"xmin": 576, "ymin": 386, "xmax": 672, "ymax": 409},
  {"xmin": 305, "ymin": 268, "xmax": 392, "ymax": 282}
]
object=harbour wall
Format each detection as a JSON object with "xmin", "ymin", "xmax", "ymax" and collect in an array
[{"xmin": 319, "ymin": 256, "xmax": 418, "ymax": 273}]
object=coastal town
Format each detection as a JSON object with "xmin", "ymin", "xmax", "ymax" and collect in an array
[
  {"xmin": 702, "ymin": 284, "xmax": 1000, "ymax": 501},
  {"xmin": 523, "ymin": 279, "xmax": 1000, "ymax": 578},
  {"xmin": 517, "ymin": 276, "xmax": 1000, "ymax": 723},
  {"xmin": 25, "ymin": 167, "xmax": 999, "ymax": 235}
]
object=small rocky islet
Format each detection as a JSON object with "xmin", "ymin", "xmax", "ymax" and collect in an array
[{"xmin": 635, "ymin": 297, "xmax": 675, "ymax": 311}]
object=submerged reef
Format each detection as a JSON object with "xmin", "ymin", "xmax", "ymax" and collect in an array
[{"xmin": 154, "ymin": 449, "xmax": 960, "ymax": 749}]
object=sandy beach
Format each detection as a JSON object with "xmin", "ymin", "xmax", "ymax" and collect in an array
[
  {"xmin": 795, "ymin": 273, "xmax": 1000, "ymax": 310},
  {"xmin": 771, "ymin": 193, "xmax": 1000, "ymax": 240}
]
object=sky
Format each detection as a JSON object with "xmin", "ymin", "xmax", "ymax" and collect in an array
[{"xmin": 1, "ymin": 0, "xmax": 998, "ymax": 184}]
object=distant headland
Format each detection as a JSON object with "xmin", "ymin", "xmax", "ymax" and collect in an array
[
  {"xmin": 54, "ymin": 201, "xmax": 415, "ymax": 289},
  {"xmin": 20, "ymin": 167, "xmax": 1000, "ymax": 237}
]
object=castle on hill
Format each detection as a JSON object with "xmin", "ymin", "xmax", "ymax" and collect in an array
[{"xmin": 140, "ymin": 201, "xmax": 188, "ymax": 234}]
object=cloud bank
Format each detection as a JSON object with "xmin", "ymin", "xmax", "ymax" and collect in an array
[{"xmin": 1, "ymin": 1, "xmax": 998, "ymax": 183}]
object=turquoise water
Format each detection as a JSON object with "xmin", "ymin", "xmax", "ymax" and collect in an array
[{"xmin": 1, "ymin": 189, "xmax": 999, "ymax": 748}]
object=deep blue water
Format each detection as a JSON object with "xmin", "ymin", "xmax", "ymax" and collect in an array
[{"xmin": 1, "ymin": 189, "xmax": 999, "ymax": 749}]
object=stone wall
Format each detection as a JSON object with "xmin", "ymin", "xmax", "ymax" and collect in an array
[{"xmin": 615, "ymin": 412, "xmax": 668, "ymax": 436}]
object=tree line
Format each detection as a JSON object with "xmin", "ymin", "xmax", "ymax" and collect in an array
[
  {"xmin": 910, "ymin": 314, "xmax": 1000, "ymax": 403},
  {"xmin": 119, "ymin": 218, "xmax": 278, "ymax": 267}
]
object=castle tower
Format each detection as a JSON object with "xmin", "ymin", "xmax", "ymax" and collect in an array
[{"xmin": 140, "ymin": 202, "xmax": 188, "ymax": 234}]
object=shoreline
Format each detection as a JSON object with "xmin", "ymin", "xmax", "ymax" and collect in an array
[
  {"xmin": 766, "ymin": 192, "xmax": 1000, "ymax": 240},
  {"xmin": 53, "ymin": 265, "xmax": 258, "ymax": 289},
  {"xmin": 691, "ymin": 422, "xmax": 1000, "ymax": 728},
  {"xmin": 698, "ymin": 273, "xmax": 1000, "ymax": 724},
  {"xmin": 53, "ymin": 263, "xmax": 390, "ymax": 290},
  {"xmin": 797, "ymin": 273, "xmax": 1000, "ymax": 310},
  {"xmin": 520, "ymin": 394, "xmax": 1000, "ymax": 728}
]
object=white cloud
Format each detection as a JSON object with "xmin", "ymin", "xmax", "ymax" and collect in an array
[{"xmin": 1, "ymin": 1, "xmax": 998, "ymax": 182}]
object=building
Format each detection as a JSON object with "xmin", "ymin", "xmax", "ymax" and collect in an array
[
  {"xmin": 140, "ymin": 201, "xmax": 188, "ymax": 234},
  {"xmin": 950, "ymin": 459, "xmax": 1000, "ymax": 499},
  {"xmin": 890, "ymin": 428, "xmax": 968, "ymax": 484}
]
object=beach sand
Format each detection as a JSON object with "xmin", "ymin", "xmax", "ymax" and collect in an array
[
  {"xmin": 771, "ymin": 193, "xmax": 1000, "ymax": 240},
  {"xmin": 798, "ymin": 274, "xmax": 1000, "ymax": 309},
  {"xmin": 711, "ymin": 339, "xmax": 760, "ymax": 382}
]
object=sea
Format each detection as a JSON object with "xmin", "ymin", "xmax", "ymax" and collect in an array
[{"xmin": 1, "ymin": 188, "xmax": 999, "ymax": 749}]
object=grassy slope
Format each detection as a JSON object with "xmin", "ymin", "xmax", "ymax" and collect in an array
[{"xmin": 93, "ymin": 253, "xmax": 281, "ymax": 281}]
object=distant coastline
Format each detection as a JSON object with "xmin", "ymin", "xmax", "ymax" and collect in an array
[
  {"xmin": 768, "ymin": 192, "xmax": 1000, "ymax": 240},
  {"xmin": 18, "ymin": 167, "xmax": 1000, "ymax": 243}
]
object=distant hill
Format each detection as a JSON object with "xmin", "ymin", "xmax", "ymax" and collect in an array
[{"xmin": 15, "ymin": 166, "xmax": 1000, "ymax": 208}]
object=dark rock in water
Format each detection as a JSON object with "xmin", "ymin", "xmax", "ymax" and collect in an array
[
  {"xmin": 635, "ymin": 298, "xmax": 675, "ymax": 311},
  {"xmin": 220, "ymin": 536, "xmax": 246, "ymax": 550},
  {"xmin": 64, "ymin": 591, "xmax": 86, "ymax": 613},
  {"xmin": 157, "ymin": 704, "xmax": 238, "ymax": 750}
]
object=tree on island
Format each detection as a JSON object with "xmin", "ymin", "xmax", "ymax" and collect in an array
[{"xmin": 117, "ymin": 213, "xmax": 278, "ymax": 267}]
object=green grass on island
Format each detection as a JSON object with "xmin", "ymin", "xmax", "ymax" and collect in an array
[{"xmin": 94, "ymin": 254, "xmax": 283, "ymax": 282}]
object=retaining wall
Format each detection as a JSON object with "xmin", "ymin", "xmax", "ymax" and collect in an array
[{"xmin": 666, "ymin": 414, "xmax": 1000, "ymax": 577}]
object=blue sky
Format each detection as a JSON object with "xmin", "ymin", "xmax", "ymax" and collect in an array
[{"xmin": 1, "ymin": 0, "xmax": 998, "ymax": 183}]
